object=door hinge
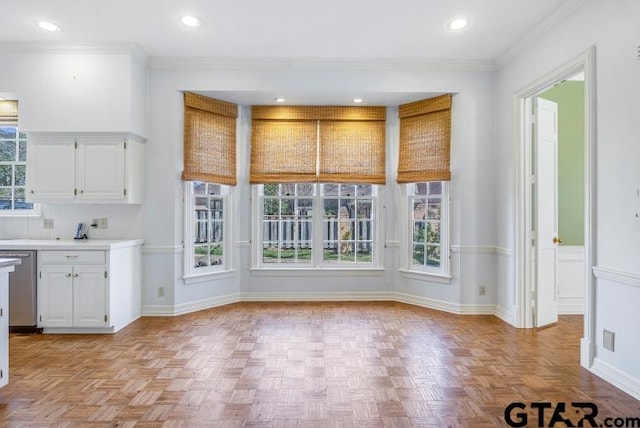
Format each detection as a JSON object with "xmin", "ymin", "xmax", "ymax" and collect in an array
[
  {"xmin": 39, "ymin": 315, "xmax": 42, "ymax": 322},
  {"xmin": 104, "ymin": 314, "xmax": 108, "ymax": 323},
  {"xmin": 0, "ymin": 308, "xmax": 3, "ymax": 317},
  {"xmin": 104, "ymin": 271, "xmax": 108, "ymax": 279},
  {"xmin": 124, "ymin": 140, "xmax": 127, "ymax": 149},
  {"xmin": 74, "ymin": 188, "xmax": 78, "ymax": 196},
  {"xmin": 123, "ymin": 188, "xmax": 127, "ymax": 196},
  {"xmin": 74, "ymin": 140, "xmax": 78, "ymax": 149},
  {"xmin": 0, "ymin": 369, "xmax": 3, "ymax": 379}
]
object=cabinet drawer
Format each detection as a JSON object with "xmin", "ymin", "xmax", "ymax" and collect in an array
[{"xmin": 39, "ymin": 251, "xmax": 106, "ymax": 265}]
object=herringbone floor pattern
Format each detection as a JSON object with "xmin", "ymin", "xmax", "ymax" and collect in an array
[{"xmin": 0, "ymin": 302, "xmax": 637, "ymax": 427}]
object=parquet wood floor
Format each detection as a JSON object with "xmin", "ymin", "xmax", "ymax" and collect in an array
[{"xmin": 0, "ymin": 302, "xmax": 638, "ymax": 427}]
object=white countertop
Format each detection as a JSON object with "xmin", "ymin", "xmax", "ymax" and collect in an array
[
  {"xmin": 0, "ymin": 239, "xmax": 144, "ymax": 251},
  {"xmin": 0, "ymin": 258, "xmax": 21, "ymax": 268}
]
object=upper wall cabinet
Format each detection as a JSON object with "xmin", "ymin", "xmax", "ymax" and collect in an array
[{"xmin": 26, "ymin": 133, "xmax": 145, "ymax": 204}]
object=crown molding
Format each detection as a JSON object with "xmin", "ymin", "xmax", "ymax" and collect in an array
[
  {"xmin": 0, "ymin": 42, "xmax": 148, "ymax": 61},
  {"xmin": 148, "ymin": 57, "xmax": 495, "ymax": 72},
  {"xmin": 494, "ymin": 0, "xmax": 588, "ymax": 69}
]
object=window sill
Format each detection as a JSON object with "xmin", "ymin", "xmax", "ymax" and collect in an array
[
  {"xmin": 183, "ymin": 269, "xmax": 237, "ymax": 285},
  {"xmin": 250, "ymin": 267, "xmax": 386, "ymax": 277},
  {"xmin": 0, "ymin": 210, "xmax": 42, "ymax": 218},
  {"xmin": 398, "ymin": 269, "xmax": 452, "ymax": 284}
]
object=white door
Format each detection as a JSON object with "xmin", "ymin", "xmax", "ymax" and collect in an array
[{"xmin": 534, "ymin": 97, "xmax": 559, "ymax": 327}]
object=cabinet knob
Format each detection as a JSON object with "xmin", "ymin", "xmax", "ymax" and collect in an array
[{"xmin": 65, "ymin": 273, "xmax": 72, "ymax": 277}]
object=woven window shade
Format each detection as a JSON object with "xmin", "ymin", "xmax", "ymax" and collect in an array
[
  {"xmin": 0, "ymin": 101, "xmax": 18, "ymax": 125},
  {"xmin": 397, "ymin": 94, "xmax": 452, "ymax": 183},
  {"xmin": 319, "ymin": 120, "xmax": 386, "ymax": 184},
  {"xmin": 250, "ymin": 119, "xmax": 318, "ymax": 183},
  {"xmin": 250, "ymin": 105, "xmax": 386, "ymax": 184},
  {"xmin": 182, "ymin": 92, "xmax": 238, "ymax": 186}
]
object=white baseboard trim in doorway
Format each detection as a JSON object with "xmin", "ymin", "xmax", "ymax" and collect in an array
[{"xmin": 591, "ymin": 358, "xmax": 640, "ymax": 401}]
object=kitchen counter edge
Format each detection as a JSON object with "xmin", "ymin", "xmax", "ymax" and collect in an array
[{"xmin": 0, "ymin": 239, "xmax": 144, "ymax": 251}]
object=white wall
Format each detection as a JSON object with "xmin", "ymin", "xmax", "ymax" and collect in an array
[{"xmin": 494, "ymin": 0, "xmax": 640, "ymax": 396}]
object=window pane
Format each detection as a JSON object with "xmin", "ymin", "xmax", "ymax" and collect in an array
[
  {"xmin": 207, "ymin": 184, "xmax": 222, "ymax": 195},
  {"xmin": 194, "ymin": 245, "xmax": 210, "ymax": 268},
  {"xmin": 426, "ymin": 245, "xmax": 441, "ymax": 267},
  {"xmin": 193, "ymin": 181, "xmax": 206, "ymax": 195},
  {"xmin": 356, "ymin": 242, "xmax": 373, "ymax": 263},
  {"xmin": 264, "ymin": 183, "xmax": 279, "ymax": 196},
  {"xmin": 323, "ymin": 184, "xmax": 339, "ymax": 196},
  {"xmin": 356, "ymin": 185, "xmax": 372, "ymax": 197},
  {"xmin": 412, "ymin": 244, "xmax": 425, "ymax": 265},
  {"xmin": 0, "ymin": 141, "xmax": 16, "ymax": 162},
  {"xmin": 339, "ymin": 201, "xmax": 354, "ymax": 219},
  {"xmin": 0, "ymin": 165, "xmax": 12, "ymax": 186},
  {"xmin": 0, "ymin": 127, "xmax": 16, "ymax": 139},
  {"xmin": 427, "ymin": 181, "xmax": 442, "ymax": 195},
  {"xmin": 426, "ymin": 222, "xmax": 440, "ymax": 244},
  {"xmin": 281, "ymin": 183, "xmax": 296, "ymax": 196},
  {"xmin": 15, "ymin": 165, "xmax": 26, "ymax": 186},
  {"xmin": 357, "ymin": 200, "xmax": 372, "ymax": 219},
  {"xmin": 415, "ymin": 182, "xmax": 428, "ymax": 195},
  {"xmin": 194, "ymin": 221, "xmax": 208, "ymax": 243},
  {"xmin": 262, "ymin": 245, "xmax": 280, "ymax": 263},
  {"xmin": 356, "ymin": 220, "xmax": 372, "ymax": 241},
  {"xmin": 413, "ymin": 200, "xmax": 426, "ymax": 220},
  {"xmin": 413, "ymin": 221, "xmax": 425, "ymax": 243},
  {"xmin": 340, "ymin": 184, "xmax": 355, "ymax": 196},
  {"xmin": 18, "ymin": 141, "xmax": 26, "ymax": 162},
  {"xmin": 263, "ymin": 198, "xmax": 280, "ymax": 216},
  {"xmin": 210, "ymin": 245, "xmax": 223, "ymax": 266},
  {"xmin": 298, "ymin": 198, "xmax": 313, "ymax": 213},
  {"xmin": 263, "ymin": 221, "xmax": 279, "ymax": 242},
  {"xmin": 281, "ymin": 199, "xmax": 294, "ymax": 216},
  {"xmin": 14, "ymin": 188, "xmax": 32, "ymax": 210},
  {"xmin": 324, "ymin": 199, "xmax": 338, "ymax": 217},
  {"xmin": 427, "ymin": 200, "xmax": 441, "ymax": 220},
  {"xmin": 0, "ymin": 188, "xmax": 11, "ymax": 210},
  {"xmin": 297, "ymin": 183, "xmax": 314, "ymax": 196}
]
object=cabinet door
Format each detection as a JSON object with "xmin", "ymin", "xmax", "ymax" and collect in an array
[
  {"xmin": 38, "ymin": 266, "xmax": 74, "ymax": 327},
  {"xmin": 73, "ymin": 265, "xmax": 107, "ymax": 327},
  {"xmin": 76, "ymin": 140, "xmax": 126, "ymax": 201},
  {"xmin": 26, "ymin": 142, "xmax": 76, "ymax": 201}
]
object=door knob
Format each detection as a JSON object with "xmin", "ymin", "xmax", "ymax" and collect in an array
[{"xmin": 552, "ymin": 236, "xmax": 563, "ymax": 244}]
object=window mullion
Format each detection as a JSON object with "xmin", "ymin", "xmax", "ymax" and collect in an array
[{"xmin": 313, "ymin": 184, "xmax": 322, "ymax": 267}]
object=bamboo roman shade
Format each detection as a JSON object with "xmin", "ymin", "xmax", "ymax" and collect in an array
[
  {"xmin": 397, "ymin": 94, "xmax": 452, "ymax": 183},
  {"xmin": 250, "ymin": 106, "xmax": 386, "ymax": 184},
  {"xmin": 182, "ymin": 92, "xmax": 238, "ymax": 186},
  {"xmin": 0, "ymin": 100, "xmax": 18, "ymax": 125}
]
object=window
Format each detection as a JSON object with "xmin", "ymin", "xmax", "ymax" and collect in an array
[
  {"xmin": 257, "ymin": 183, "xmax": 379, "ymax": 268},
  {"xmin": 184, "ymin": 181, "xmax": 229, "ymax": 278},
  {"xmin": 0, "ymin": 125, "xmax": 33, "ymax": 213},
  {"xmin": 408, "ymin": 181, "xmax": 449, "ymax": 276}
]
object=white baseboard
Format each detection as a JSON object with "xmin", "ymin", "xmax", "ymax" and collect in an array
[
  {"xmin": 142, "ymin": 291, "xmax": 500, "ymax": 317},
  {"xmin": 241, "ymin": 291, "xmax": 394, "ymax": 302},
  {"xmin": 142, "ymin": 293, "xmax": 241, "ymax": 316},
  {"xmin": 558, "ymin": 297, "xmax": 584, "ymax": 314},
  {"xmin": 494, "ymin": 305, "xmax": 517, "ymax": 326},
  {"xmin": 591, "ymin": 358, "xmax": 640, "ymax": 400}
]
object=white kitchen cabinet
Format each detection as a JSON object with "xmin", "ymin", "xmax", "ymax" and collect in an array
[
  {"xmin": 39, "ymin": 264, "xmax": 106, "ymax": 328},
  {"xmin": 36, "ymin": 244, "xmax": 141, "ymax": 333},
  {"xmin": 26, "ymin": 132, "xmax": 145, "ymax": 204}
]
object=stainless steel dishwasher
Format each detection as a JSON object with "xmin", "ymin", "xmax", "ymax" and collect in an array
[{"xmin": 0, "ymin": 250, "xmax": 38, "ymax": 331}]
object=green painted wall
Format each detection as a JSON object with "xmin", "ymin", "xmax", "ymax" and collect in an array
[{"xmin": 540, "ymin": 81, "xmax": 584, "ymax": 246}]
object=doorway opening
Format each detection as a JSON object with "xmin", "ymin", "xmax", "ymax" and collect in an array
[{"xmin": 514, "ymin": 47, "xmax": 596, "ymax": 369}]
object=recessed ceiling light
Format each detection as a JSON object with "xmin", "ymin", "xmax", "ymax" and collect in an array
[
  {"xmin": 274, "ymin": 97, "xmax": 285, "ymax": 103},
  {"xmin": 353, "ymin": 98, "xmax": 363, "ymax": 103},
  {"xmin": 34, "ymin": 20, "xmax": 61, "ymax": 32},
  {"xmin": 180, "ymin": 15, "xmax": 201, "ymax": 28},
  {"xmin": 447, "ymin": 17, "xmax": 468, "ymax": 31}
]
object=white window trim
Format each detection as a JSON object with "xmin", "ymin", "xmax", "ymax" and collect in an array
[
  {"xmin": 401, "ymin": 181, "xmax": 451, "ymax": 281},
  {"xmin": 252, "ymin": 184, "xmax": 384, "ymax": 270},
  {"xmin": 183, "ymin": 181, "xmax": 233, "ymax": 283}
]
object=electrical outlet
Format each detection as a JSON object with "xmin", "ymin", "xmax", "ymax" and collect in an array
[
  {"xmin": 43, "ymin": 218, "xmax": 54, "ymax": 229},
  {"xmin": 479, "ymin": 285, "xmax": 487, "ymax": 296},
  {"xmin": 603, "ymin": 329, "xmax": 615, "ymax": 351},
  {"xmin": 98, "ymin": 218, "xmax": 108, "ymax": 229},
  {"xmin": 158, "ymin": 287, "xmax": 165, "ymax": 297}
]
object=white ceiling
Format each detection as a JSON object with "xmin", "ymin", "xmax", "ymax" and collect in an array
[
  {"xmin": 2, "ymin": 0, "xmax": 581, "ymax": 62},
  {"xmin": 1, "ymin": 0, "xmax": 584, "ymax": 105}
]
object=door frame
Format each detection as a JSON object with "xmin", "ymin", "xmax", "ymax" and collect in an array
[{"xmin": 514, "ymin": 46, "xmax": 596, "ymax": 368}]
